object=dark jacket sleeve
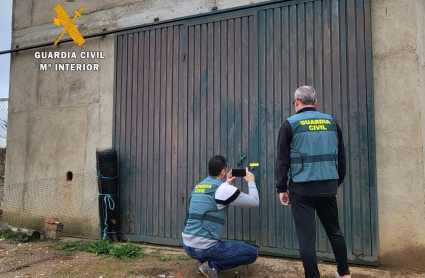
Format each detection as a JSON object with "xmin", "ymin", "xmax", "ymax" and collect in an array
[
  {"xmin": 336, "ymin": 122, "xmax": 346, "ymax": 186},
  {"xmin": 275, "ymin": 120, "xmax": 292, "ymax": 193}
]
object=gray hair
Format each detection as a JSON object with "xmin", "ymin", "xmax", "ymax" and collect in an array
[{"xmin": 294, "ymin": 86, "xmax": 316, "ymax": 105}]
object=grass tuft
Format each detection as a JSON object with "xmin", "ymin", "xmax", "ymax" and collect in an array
[
  {"xmin": 48, "ymin": 239, "xmax": 145, "ymax": 260},
  {"xmin": 158, "ymin": 255, "xmax": 173, "ymax": 262}
]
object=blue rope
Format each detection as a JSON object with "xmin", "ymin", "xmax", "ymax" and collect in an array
[
  {"xmin": 99, "ymin": 194, "xmax": 117, "ymax": 240},
  {"xmin": 97, "ymin": 171, "xmax": 118, "ymax": 180}
]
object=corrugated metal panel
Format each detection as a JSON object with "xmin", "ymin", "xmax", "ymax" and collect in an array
[
  {"xmin": 114, "ymin": 25, "xmax": 186, "ymax": 242},
  {"xmin": 185, "ymin": 14, "xmax": 260, "ymax": 243},
  {"xmin": 114, "ymin": 13, "xmax": 261, "ymax": 244},
  {"xmin": 114, "ymin": 0, "xmax": 377, "ymax": 265},
  {"xmin": 256, "ymin": 0, "xmax": 377, "ymax": 264}
]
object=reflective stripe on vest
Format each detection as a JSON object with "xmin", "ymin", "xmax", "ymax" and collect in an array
[
  {"xmin": 287, "ymin": 111, "xmax": 339, "ymax": 182},
  {"xmin": 183, "ymin": 177, "xmax": 228, "ymax": 240}
]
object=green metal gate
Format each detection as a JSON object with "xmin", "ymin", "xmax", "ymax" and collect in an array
[{"xmin": 114, "ymin": 0, "xmax": 378, "ymax": 265}]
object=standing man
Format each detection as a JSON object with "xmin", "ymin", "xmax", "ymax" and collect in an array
[
  {"xmin": 275, "ymin": 86, "xmax": 351, "ymax": 278},
  {"xmin": 182, "ymin": 155, "xmax": 259, "ymax": 278}
]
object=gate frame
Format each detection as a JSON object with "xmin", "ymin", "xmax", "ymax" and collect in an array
[{"xmin": 113, "ymin": 0, "xmax": 378, "ymax": 266}]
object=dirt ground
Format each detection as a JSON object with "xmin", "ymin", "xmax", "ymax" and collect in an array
[{"xmin": 0, "ymin": 236, "xmax": 424, "ymax": 278}]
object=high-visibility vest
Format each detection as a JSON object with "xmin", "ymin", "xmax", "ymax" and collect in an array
[
  {"xmin": 183, "ymin": 177, "xmax": 228, "ymax": 240},
  {"xmin": 287, "ymin": 111, "xmax": 339, "ymax": 182}
]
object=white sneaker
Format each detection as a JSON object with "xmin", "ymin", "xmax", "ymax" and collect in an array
[{"xmin": 335, "ymin": 271, "xmax": 352, "ymax": 278}]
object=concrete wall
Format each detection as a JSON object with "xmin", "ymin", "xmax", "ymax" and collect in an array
[
  {"xmin": 6, "ymin": 0, "xmax": 118, "ymax": 236},
  {"xmin": 372, "ymin": 0, "xmax": 425, "ymax": 271},
  {"xmin": 419, "ymin": 1, "xmax": 425, "ymax": 177},
  {"xmin": 5, "ymin": 0, "xmax": 425, "ymax": 269}
]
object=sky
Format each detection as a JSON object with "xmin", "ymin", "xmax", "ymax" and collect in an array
[{"xmin": 0, "ymin": 0, "xmax": 13, "ymax": 99}]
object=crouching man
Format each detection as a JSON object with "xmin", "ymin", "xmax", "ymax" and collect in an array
[{"xmin": 182, "ymin": 155, "xmax": 260, "ymax": 278}]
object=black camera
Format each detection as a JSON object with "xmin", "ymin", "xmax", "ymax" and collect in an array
[{"xmin": 232, "ymin": 168, "xmax": 246, "ymax": 177}]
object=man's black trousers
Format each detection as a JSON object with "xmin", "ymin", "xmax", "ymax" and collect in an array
[{"xmin": 290, "ymin": 191, "xmax": 350, "ymax": 278}]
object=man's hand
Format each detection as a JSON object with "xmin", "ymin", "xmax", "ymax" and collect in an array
[
  {"xmin": 244, "ymin": 167, "xmax": 255, "ymax": 183},
  {"xmin": 226, "ymin": 170, "xmax": 236, "ymax": 184},
  {"xmin": 279, "ymin": 192, "xmax": 290, "ymax": 205}
]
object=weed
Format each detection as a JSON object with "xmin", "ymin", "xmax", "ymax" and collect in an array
[
  {"xmin": 151, "ymin": 248, "xmax": 162, "ymax": 255},
  {"xmin": 0, "ymin": 233, "xmax": 11, "ymax": 239},
  {"xmin": 10, "ymin": 234, "xmax": 29, "ymax": 244},
  {"xmin": 47, "ymin": 241, "xmax": 60, "ymax": 248},
  {"xmin": 158, "ymin": 255, "xmax": 173, "ymax": 262},
  {"xmin": 64, "ymin": 251, "xmax": 75, "ymax": 257},
  {"xmin": 53, "ymin": 240, "xmax": 112, "ymax": 256},
  {"xmin": 108, "ymin": 240, "xmax": 145, "ymax": 260},
  {"xmin": 127, "ymin": 269, "xmax": 139, "ymax": 275},
  {"xmin": 86, "ymin": 239, "xmax": 113, "ymax": 255},
  {"xmin": 59, "ymin": 241, "xmax": 91, "ymax": 252},
  {"xmin": 47, "ymin": 239, "xmax": 145, "ymax": 260}
]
